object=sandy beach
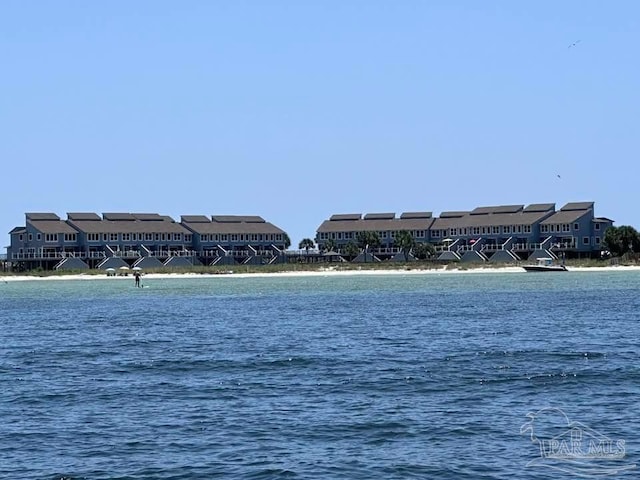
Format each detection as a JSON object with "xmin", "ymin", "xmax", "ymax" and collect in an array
[{"xmin": 3, "ymin": 264, "xmax": 640, "ymax": 282}]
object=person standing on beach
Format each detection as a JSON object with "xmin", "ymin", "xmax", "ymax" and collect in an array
[{"xmin": 134, "ymin": 271, "xmax": 141, "ymax": 287}]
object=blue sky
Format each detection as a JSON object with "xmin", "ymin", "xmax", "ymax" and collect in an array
[{"xmin": 2, "ymin": 1, "xmax": 638, "ymax": 248}]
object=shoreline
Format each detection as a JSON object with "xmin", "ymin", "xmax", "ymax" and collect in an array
[{"xmin": 2, "ymin": 264, "xmax": 640, "ymax": 282}]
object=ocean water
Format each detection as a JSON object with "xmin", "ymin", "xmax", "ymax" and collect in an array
[{"xmin": 1, "ymin": 271, "xmax": 639, "ymax": 479}]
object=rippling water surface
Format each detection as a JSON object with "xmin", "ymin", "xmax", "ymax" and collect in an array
[{"xmin": 1, "ymin": 271, "xmax": 639, "ymax": 479}]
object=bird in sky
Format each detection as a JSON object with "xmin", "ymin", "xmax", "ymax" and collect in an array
[
  {"xmin": 557, "ymin": 174, "xmax": 562, "ymax": 179},
  {"xmin": 568, "ymin": 40, "xmax": 581, "ymax": 49}
]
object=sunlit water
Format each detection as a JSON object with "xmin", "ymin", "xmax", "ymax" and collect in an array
[{"xmin": 1, "ymin": 271, "xmax": 639, "ymax": 479}]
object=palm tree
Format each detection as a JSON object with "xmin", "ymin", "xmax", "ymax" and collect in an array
[
  {"xmin": 356, "ymin": 231, "xmax": 381, "ymax": 262},
  {"xmin": 298, "ymin": 238, "xmax": 315, "ymax": 255},
  {"xmin": 414, "ymin": 242, "xmax": 436, "ymax": 260},
  {"xmin": 343, "ymin": 241, "xmax": 360, "ymax": 260},
  {"xmin": 603, "ymin": 226, "xmax": 640, "ymax": 257},
  {"xmin": 282, "ymin": 233, "xmax": 291, "ymax": 250},
  {"xmin": 323, "ymin": 238, "xmax": 337, "ymax": 253},
  {"xmin": 394, "ymin": 230, "xmax": 415, "ymax": 262}
]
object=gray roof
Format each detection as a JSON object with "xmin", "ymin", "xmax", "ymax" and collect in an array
[
  {"xmin": 400, "ymin": 212, "xmax": 432, "ymax": 219},
  {"xmin": 540, "ymin": 209, "xmax": 592, "ymax": 225},
  {"xmin": 26, "ymin": 212, "xmax": 60, "ymax": 221},
  {"xmin": 67, "ymin": 212, "xmax": 101, "ymax": 221},
  {"xmin": 471, "ymin": 205, "xmax": 523, "ymax": 215},
  {"xmin": 432, "ymin": 210, "xmax": 553, "ymax": 230},
  {"xmin": 181, "ymin": 215, "xmax": 210, "ymax": 223},
  {"xmin": 182, "ymin": 218, "xmax": 285, "ymax": 235},
  {"xmin": 69, "ymin": 212, "xmax": 188, "ymax": 234},
  {"xmin": 593, "ymin": 217, "xmax": 614, "ymax": 223},
  {"xmin": 363, "ymin": 212, "xmax": 395, "ymax": 220},
  {"xmin": 103, "ymin": 213, "xmax": 136, "ymax": 221},
  {"xmin": 10, "ymin": 226, "xmax": 26, "ymax": 234},
  {"xmin": 561, "ymin": 202, "xmax": 594, "ymax": 211},
  {"xmin": 317, "ymin": 217, "xmax": 434, "ymax": 233},
  {"xmin": 212, "ymin": 215, "xmax": 265, "ymax": 223},
  {"xmin": 329, "ymin": 214, "xmax": 362, "ymax": 221},
  {"xmin": 523, "ymin": 203, "xmax": 555, "ymax": 212},
  {"xmin": 132, "ymin": 213, "xmax": 165, "ymax": 221},
  {"xmin": 439, "ymin": 211, "xmax": 468, "ymax": 218},
  {"xmin": 28, "ymin": 219, "xmax": 79, "ymax": 234}
]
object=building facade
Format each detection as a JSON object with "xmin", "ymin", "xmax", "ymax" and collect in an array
[
  {"xmin": 7, "ymin": 212, "xmax": 288, "ymax": 271},
  {"xmin": 315, "ymin": 202, "xmax": 613, "ymax": 262}
]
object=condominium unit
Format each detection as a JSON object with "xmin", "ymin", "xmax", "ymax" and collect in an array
[
  {"xmin": 7, "ymin": 212, "xmax": 288, "ymax": 271},
  {"xmin": 315, "ymin": 202, "xmax": 613, "ymax": 262}
]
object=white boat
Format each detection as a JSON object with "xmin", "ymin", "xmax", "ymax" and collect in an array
[{"xmin": 522, "ymin": 257, "xmax": 567, "ymax": 272}]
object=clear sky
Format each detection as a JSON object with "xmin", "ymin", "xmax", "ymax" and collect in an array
[{"xmin": 2, "ymin": 1, "xmax": 638, "ymax": 249}]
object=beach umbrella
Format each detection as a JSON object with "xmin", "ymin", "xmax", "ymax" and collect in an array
[
  {"xmin": 443, "ymin": 238, "xmax": 453, "ymax": 243},
  {"xmin": 119, "ymin": 266, "xmax": 130, "ymax": 270},
  {"xmin": 132, "ymin": 266, "xmax": 142, "ymax": 271}
]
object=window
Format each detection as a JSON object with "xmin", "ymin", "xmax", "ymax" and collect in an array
[
  {"xmin": 432, "ymin": 230, "xmax": 441, "ymax": 238},
  {"xmin": 155, "ymin": 233, "xmax": 160, "ymax": 241},
  {"xmin": 523, "ymin": 225, "xmax": 531, "ymax": 234},
  {"xmin": 29, "ymin": 233, "xmax": 33, "ymax": 241},
  {"xmin": 595, "ymin": 223, "xmax": 601, "ymax": 231},
  {"xmin": 19, "ymin": 234, "xmax": 23, "ymax": 241},
  {"xmin": 492, "ymin": 226, "xmax": 500, "ymax": 234},
  {"xmin": 185, "ymin": 234, "xmax": 192, "ymax": 242},
  {"xmin": 37, "ymin": 233, "xmax": 41, "ymax": 241},
  {"xmin": 110, "ymin": 233, "xmax": 118, "ymax": 242},
  {"xmin": 451, "ymin": 228, "xmax": 458, "ymax": 236},
  {"xmin": 145, "ymin": 233, "xmax": 153, "ymax": 241},
  {"xmin": 103, "ymin": 233, "xmax": 108, "ymax": 241},
  {"xmin": 88, "ymin": 233, "xmax": 99, "ymax": 242},
  {"xmin": 122, "ymin": 233, "xmax": 131, "ymax": 241},
  {"xmin": 173, "ymin": 233, "xmax": 182, "ymax": 241},
  {"xmin": 45, "ymin": 233, "xmax": 57, "ymax": 242},
  {"xmin": 64, "ymin": 233, "xmax": 77, "ymax": 242},
  {"xmin": 595, "ymin": 236, "xmax": 601, "ymax": 244},
  {"xmin": 472, "ymin": 227, "xmax": 480, "ymax": 236},
  {"xmin": 583, "ymin": 236, "xmax": 590, "ymax": 245},
  {"xmin": 574, "ymin": 223, "xmax": 579, "ymax": 230},
  {"xmin": 562, "ymin": 224, "xmax": 570, "ymax": 233},
  {"xmin": 541, "ymin": 225, "xmax": 548, "ymax": 233},
  {"xmin": 231, "ymin": 234, "xmax": 238, "ymax": 241},
  {"xmin": 221, "ymin": 234, "xmax": 228, "ymax": 241}
]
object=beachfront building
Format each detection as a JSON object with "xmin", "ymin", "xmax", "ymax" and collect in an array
[
  {"xmin": 7, "ymin": 212, "xmax": 289, "ymax": 271},
  {"xmin": 180, "ymin": 215, "xmax": 288, "ymax": 265},
  {"xmin": 539, "ymin": 202, "xmax": 613, "ymax": 256},
  {"xmin": 315, "ymin": 212, "xmax": 435, "ymax": 261},
  {"xmin": 430, "ymin": 204, "xmax": 557, "ymax": 262},
  {"xmin": 316, "ymin": 201, "xmax": 613, "ymax": 263}
]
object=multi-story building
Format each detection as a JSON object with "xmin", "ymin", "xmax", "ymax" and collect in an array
[
  {"xmin": 7, "ymin": 212, "xmax": 288, "ymax": 271},
  {"xmin": 181, "ymin": 215, "xmax": 287, "ymax": 265},
  {"xmin": 315, "ymin": 212, "xmax": 434, "ymax": 260},
  {"xmin": 316, "ymin": 202, "xmax": 613, "ymax": 262}
]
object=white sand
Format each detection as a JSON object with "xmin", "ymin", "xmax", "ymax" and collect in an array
[{"xmin": 2, "ymin": 264, "xmax": 640, "ymax": 282}]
